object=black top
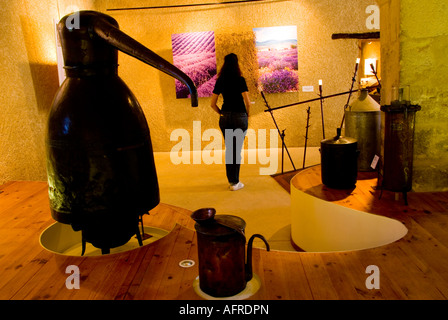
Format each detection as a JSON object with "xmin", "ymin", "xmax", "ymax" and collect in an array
[{"xmin": 213, "ymin": 76, "xmax": 248, "ymax": 114}]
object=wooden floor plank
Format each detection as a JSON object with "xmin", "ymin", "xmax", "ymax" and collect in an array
[
  {"xmin": 352, "ymin": 248, "xmax": 409, "ymax": 300},
  {"xmin": 279, "ymin": 251, "xmax": 314, "ymax": 300},
  {"xmin": 130, "ymin": 225, "xmax": 184, "ymax": 300},
  {"xmin": 0, "ymin": 253, "xmax": 48, "ymax": 299},
  {"xmin": 319, "ymin": 253, "xmax": 366, "ymax": 300},
  {"xmin": 1, "ymin": 174, "xmax": 448, "ymax": 300},
  {"xmin": 0, "ymin": 182, "xmax": 48, "ymax": 229},
  {"xmin": 89, "ymin": 250, "xmax": 146, "ymax": 300},
  {"xmin": 397, "ymin": 218, "xmax": 448, "ymax": 289},
  {"xmin": 299, "ymin": 253, "xmax": 340, "ymax": 300},
  {"xmin": 112, "ymin": 246, "xmax": 150, "ymax": 300},
  {"xmin": 154, "ymin": 226, "xmax": 196, "ymax": 299},
  {"xmin": 259, "ymin": 250, "xmax": 292, "ymax": 300},
  {"xmin": 121, "ymin": 245, "xmax": 158, "ymax": 300},
  {"xmin": 176, "ymin": 233, "xmax": 200, "ymax": 300}
]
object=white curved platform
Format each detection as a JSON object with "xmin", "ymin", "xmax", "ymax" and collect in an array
[{"xmin": 290, "ymin": 176, "xmax": 408, "ymax": 253}]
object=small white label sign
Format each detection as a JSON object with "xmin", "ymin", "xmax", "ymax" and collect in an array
[
  {"xmin": 302, "ymin": 86, "xmax": 314, "ymax": 92},
  {"xmin": 371, "ymin": 155, "xmax": 380, "ymax": 169}
]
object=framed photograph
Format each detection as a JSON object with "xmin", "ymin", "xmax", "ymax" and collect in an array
[
  {"xmin": 253, "ymin": 26, "xmax": 299, "ymax": 93},
  {"xmin": 171, "ymin": 31, "xmax": 217, "ymax": 98}
]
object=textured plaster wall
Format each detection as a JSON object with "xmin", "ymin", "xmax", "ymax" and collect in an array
[
  {"xmin": 0, "ymin": 0, "xmax": 95, "ymax": 185},
  {"xmin": 0, "ymin": 0, "xmax": 377, "ymax": 184},
  {"xmin": 0, "ymin": 0, "xmax": 54, "ymax": 185},
  {"xmin": 95, "ymin": 0, "xmax": 376, "ymax": 152}
]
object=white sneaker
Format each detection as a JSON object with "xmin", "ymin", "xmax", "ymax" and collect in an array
[{"xmin": 230, "ymin": 182, "xmax": 244, "ymax": 191}]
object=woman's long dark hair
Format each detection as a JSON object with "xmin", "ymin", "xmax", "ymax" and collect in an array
[{"xmin": 217, "ymin": 53, "xmax": 242, "ymax": 79}]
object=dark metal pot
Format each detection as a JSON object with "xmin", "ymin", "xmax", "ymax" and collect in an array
[
  {"xmin": 320, "ymin": 129, "xmax": 359, "ymax": 189},
  {"xmin": 191, "ymin": 208, "xmax": 270, "ymax": 297}
]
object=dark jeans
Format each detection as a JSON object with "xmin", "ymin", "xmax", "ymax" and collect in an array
[{"xmin": 219, "ymin": 112, "xmax": 248, "ymax": 184}]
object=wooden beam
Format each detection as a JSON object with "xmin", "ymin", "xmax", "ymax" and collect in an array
[
  {"xmin": 332, "ymin": 32, "xmax": 380, "ymax": 40},
  {"xmin": 107, "ymin": 0, "xmax": 279, "ymax": 11}
]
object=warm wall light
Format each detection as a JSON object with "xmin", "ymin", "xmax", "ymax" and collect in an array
[
  {"xmin": 55, "ymin": 5, "xmax": 81, "ymax": 85},
  {"xmin": 365, "ymin": 58, "xmax": 377, "ymax": 76},
  {"xmin": 54, "ymin": 18, "xmax": 65, "ymax": 85}
]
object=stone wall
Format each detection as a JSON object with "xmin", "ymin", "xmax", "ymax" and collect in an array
[{"xmin": 379, "ymin": 0, "xmax": 448, "ymax": 191}]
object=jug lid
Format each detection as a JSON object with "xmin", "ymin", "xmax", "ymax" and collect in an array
[{"xmin": 192, "ymin": 208, "xmax": 246, "ymax": 237}]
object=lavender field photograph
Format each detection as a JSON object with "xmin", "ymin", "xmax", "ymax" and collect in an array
[
  {"xmin": 171, "ymin": 31, "xmax": 217, "ymax": 99},
  {"xmin": 254, "ymin": 26, "xmax": 299, "ymax": 94}
]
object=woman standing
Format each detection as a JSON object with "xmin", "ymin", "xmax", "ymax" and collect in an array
[{"xmin": 210, "ymin": 53, "xmax": 251, "ymax": 191}]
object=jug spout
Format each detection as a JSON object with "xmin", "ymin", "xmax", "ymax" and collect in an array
[
  {"xmin": 245, "ymin": 234, "xmax": 270, "ymax": 281},
  {"xmin": 91, "ymin": 13, "xmax": 198, "ymax": 107}
]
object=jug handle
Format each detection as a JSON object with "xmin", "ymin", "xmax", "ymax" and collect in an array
[
  {"xmin": 245, "ymin": 234, "xmax": 270, "ymax": 281},
  {"xmin": 92, "ymin": 17, "xmax": 198, "ymax": 107}
]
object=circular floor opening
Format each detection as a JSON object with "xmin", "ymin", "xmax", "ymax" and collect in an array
[
  {"xmin": 40, "ymin": 222, "xmax": 169, "ymax": 256},
  {"xmin": 193, "ymin": 273, "xmax": 262, "ymax": 300}
]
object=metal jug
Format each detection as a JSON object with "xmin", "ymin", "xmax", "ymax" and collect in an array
[
  {"xmin": 191, "ymin": 208, "xmax": 270, "ymax": 297},
  {"xmin": 46, "ymin": 11, "xmax": 198, "ymax": 254}
]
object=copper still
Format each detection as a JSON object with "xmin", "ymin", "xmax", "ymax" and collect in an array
[
  {"xmin": 191, "ymin": 208, "xmax": 270, "ymax": 297},
  {"xmin": 46, "ymin": 11, "xmax": 198, "ymax": 254}
]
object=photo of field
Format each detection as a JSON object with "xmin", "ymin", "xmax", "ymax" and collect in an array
[
  {"xmin": 254, "ymin": 26, "xmax": 299, "ymax": 94},
  {"xmin": 171, "ymin": 31, "xmax": 217, "ymax": 99}
]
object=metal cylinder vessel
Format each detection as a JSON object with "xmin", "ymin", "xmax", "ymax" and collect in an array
[
  {"xmin": 193, "ymin": 212, "xmax": 247, "ymax": 297},
  {"xmin": 320, "ymin": 129, "xmax": 359, "ymax": 189},
  {"xmin": 191, "ymin": 208, "xmax": 270, "ymax": 297},
  {"xmin": 345, "ymin": 89, "xmax": 381, "ymax": 171},
  {"xmin": 380, "ymin": 102, "xmax": 421, "ymax": 193}
]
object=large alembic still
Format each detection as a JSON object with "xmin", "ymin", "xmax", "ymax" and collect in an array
[{"xmin": 46, "ymin": 11, "xmax": 198, "ymax": 254}]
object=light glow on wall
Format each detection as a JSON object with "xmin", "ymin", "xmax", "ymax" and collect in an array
[{"xmin": 365, "ymin": 58, "xmax": 377, "ymax": 76}]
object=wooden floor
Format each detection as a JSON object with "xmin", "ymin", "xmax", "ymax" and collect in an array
[{"xmin": 1, "ymin": 167, "xmax": 448, "ymax": 300}]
